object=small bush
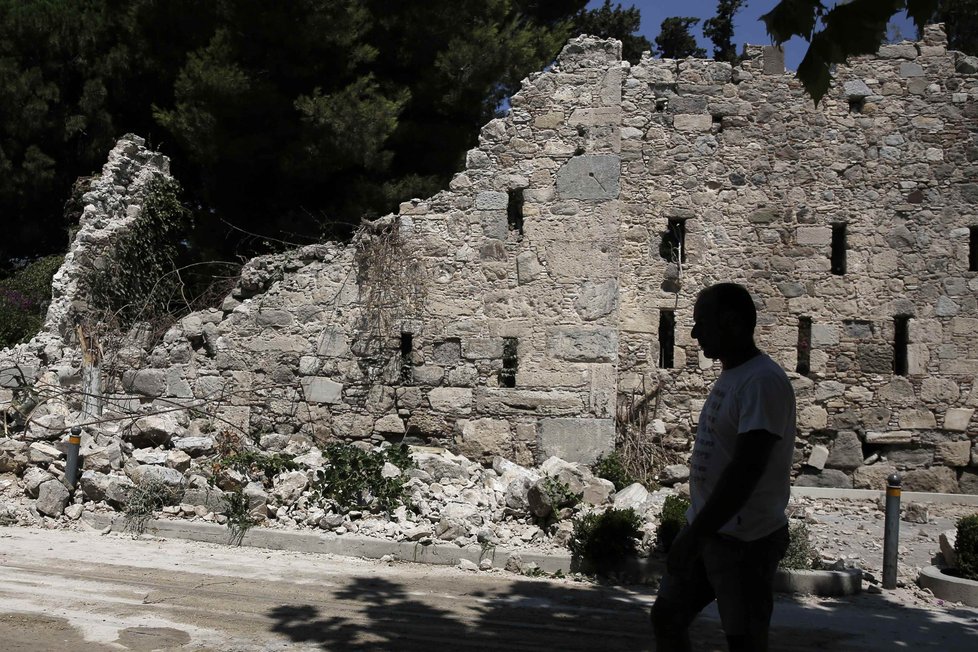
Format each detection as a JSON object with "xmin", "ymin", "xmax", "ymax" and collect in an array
[
  {"xmin": 123, "ymin": 479, "xmax": 184, "ymax": 536},
  {"xmin": 223, "ymin": 488, "xmax": 256, "ymax": 546},
  {"xmin": 655, "ymin": 494, "xmax": 690, "ymax": 552},
  {"xmin": 591, "ymin": 451, "xmax": 635, "ymax": 491},
  {"xmin": 570, "ymin": 508, "xmax": 643, "ymax": 575},
  {"xmin": 955, "ymin": 514, "xmax": 978, "ymax": 581},
  {"xmin": 312, "ymin": 443, "xmax": 415, "ymax": 514},
  {"xmin": 0, "ymin": 255, "xmax": 62, "ymax": 348},
  {"xmin": 779, "ymin": 521, "xmax": 817, "ymax": 570},
  {"xmin": 213, "ymin": 450, "xmax": 299, "ymax": 487},
  {"xmin": 541, "ymin": 474, "xmax": 581, "ymax": 511}
]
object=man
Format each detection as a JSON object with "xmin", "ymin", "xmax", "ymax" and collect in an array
[{"xmin": 652, "ymin": 283, "xmax": 796, "ymax": 652}]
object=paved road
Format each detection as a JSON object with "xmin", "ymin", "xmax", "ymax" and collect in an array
[{"xmin": 1, "ymin": 526, "xmax": 976, "ymax": 651}]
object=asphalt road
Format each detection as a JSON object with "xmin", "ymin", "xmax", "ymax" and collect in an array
[{"xmin": 1, "ymin": 526, "xmax": 977, "ymax": 651}]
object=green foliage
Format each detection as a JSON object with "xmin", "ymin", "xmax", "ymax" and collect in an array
[
  {"xmin": 762, "ymin": 0, "xmax": 940, "ymax": 104},
  {"xmin": 591, "ymin": 451, "xmax": 635, "ymax": 492},
  {"xmin": 954, "ymin": 514, "xmax": 978, "ymax": 581},
  {"xmin": 541, "ymin": 474, "xmax": 582, "ymax": 511},
  {"xmin": 312, "ymin": 443, "xmax": 415, "ymax": 514},
  {"xmin": 703, "ymin": 0, "xmax": 746, "ymax": 63},
  {"xmin": 572, "ymin": 0, "xmax": 651, "ymax": 64},
  {"xmin": 0, "ymin": 255, "xmax": 61, "ymax": 348},
  {"xmin": 85, "ymin": 176, "xmax": 192, "ymax": 327},
  {"xmin": 569, "ymin": 508, "xmax": 643, "ymax": 575},
  {"xmin": 123, "ymin": 479, "xmax": 184, "ymax": 536},
  {"xmin": 212, "ymin": 450, "xmax": 299, "ymax": 488},
  {"xmin": 929, "ymin": 0, "xmax": 978, "ymax": 55},
  {"xmin": 779, "ymin": 521, "xmax": 817, "ymax": 570},
  {"xmin": 223, "ymin": 488, "xmax": 256, "ymax": 546},
  {"xmin": 655, "ymin": 17, "xmax": 707, "ymax": 59},
  {"xmin": 655, "ymin": 494, "xmax": 690, "ymax": 552}
]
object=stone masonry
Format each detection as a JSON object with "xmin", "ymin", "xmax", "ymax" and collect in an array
[{"xmin": 2, "ymin": 25, "xmax": 977, "ymax": 493}]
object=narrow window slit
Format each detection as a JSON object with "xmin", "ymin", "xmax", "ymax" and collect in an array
[
  {"xmin": 399, "ymin": 333, "xmax": 413, "ymax": 383},
  {"xmin": 507, "ymin": 189, "xmax": 524, "ymax": 235},
  {"xmin": 500, "ymin": 337, "xmax": 518, "ymax": 388},
  {"xmin": 831, "ymin": 223, "xmax": 847, "ymax": 275},
  {"xmin": 659, "ymin": 218, "xmax": 687, "ymax": 263},
  {"xmin": 969, "ymin": 226, "xmax": 978, "ymax": 272},
  {"xmin": 796, "ymin": 317, "xmax": 812, "ymax": 376},
  {"xmin": 893, "ymin": 315, "xmax": 910, "ymax": 376},
  {"xmin": 658, "ymin": 310, "xmax": 675, "ymax": 369}
]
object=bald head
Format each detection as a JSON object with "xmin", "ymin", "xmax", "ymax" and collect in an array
[{"xmin": 691, "ymin": 283, "xmax": 759, "ymax": 366}]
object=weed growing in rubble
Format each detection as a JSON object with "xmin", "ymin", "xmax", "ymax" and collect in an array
[
  {"xmin": 954, "ymin": 514, "xmax": 978, "ymax": 580},
  {"xmin": 209, "ymin": 430, "xmax": 299, "ymax": 488},
  {"xmin": 779, "ymin": 521, "xmax": 817, "ymax": 570},
  {"xmin": 591, "ymin": 451, "xmax": 636, "ymax": 491},
  {"xmin": 223, "ymin": 488, "xmax": 256, "ymax": 546},
  {"xmin": 123, "ymin": 479, "xmax": 184, "ymax": 536},
  {"xmin": 570, "ymin": 508, "xmax": 643, "ymax": 575},
  {"xmin": 541, "ymin": 475, "xmax": 581, "ymax": 511},
  {"xmin": 655, "ymin": 494, "xmax": 690, "ymax": 552},
  {"xmin": 312, "ymin": 443, "xmax": 415, "ymax": 514}
]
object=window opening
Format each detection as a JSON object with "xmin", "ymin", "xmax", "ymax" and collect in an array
[
  {"xmin": 659, "ymin": 218, "xmax": 687, "ymax": 263},
  {"xmin": 970, "ymin": 226, "xmax": 978, "ymax": 272},
  {"xmin": 893, "ymin": 315, "xmax": 910, "ymax": 376},
  {"xmin": 500, "ymin": 337, "xmax": 518, "ymax": 388},
  {"xmin": 848, "ymin": 98, "xmax": 864, "ymax": 114},
  {"xmin": 658, "ymin": 310, "xmax": 675, "ymax": 369},
  {"xmin": 796, "ymin": 317, "xmax": 812, "ymax": 376},
  {"xmin": 399, "ymin": 333, "xmax": 413, "ymax": 383},
  {"xmin": 507, "ymin": 189, "xmax": 524, "ymax": 235},
  {"xmin": 830, "ymin": 222, "xmax": 847, "ymax": 275}
]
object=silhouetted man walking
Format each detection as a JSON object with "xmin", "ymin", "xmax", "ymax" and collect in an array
[{"xmin": 652, "ymin": 283, "xmax": 796, "ymax": 652}]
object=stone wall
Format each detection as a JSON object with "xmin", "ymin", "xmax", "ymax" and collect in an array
[{"xmin": 3, "ymin": 26, "xmax": 977, "ymax": 493}]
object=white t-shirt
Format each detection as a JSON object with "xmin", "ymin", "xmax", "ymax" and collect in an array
[{"xmin": 687, "ymin": 353, "xmax": 796, "ymax": 541}]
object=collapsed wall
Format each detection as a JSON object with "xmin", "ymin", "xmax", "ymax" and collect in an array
[{"xmin": 2, "ymin": 25, "xmax": 977, "ymax": 494}]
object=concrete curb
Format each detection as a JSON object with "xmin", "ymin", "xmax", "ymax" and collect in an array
[
  {"xmin": 774, "ymin": 567, "xmax": 862, "ymax": 596},
  {"xmin": 918, "ymin": 566, "xmax": 978, "ymax": 608},
  {"xmin": 82, "ymin": 513, "xmax": 575, "ymax": 573},
  {"xmin": 790, "ymin": 486, "xmax": 978, "ymax": 506}
]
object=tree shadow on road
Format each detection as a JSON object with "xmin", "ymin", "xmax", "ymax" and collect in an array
[{"xmin": 267, "ymin": 572, "xmax": 978, "ymax": 651}]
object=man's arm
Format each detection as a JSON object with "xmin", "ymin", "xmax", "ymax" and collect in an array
[{"xmin": 667, "ymin": 429, "xmax": 780, "ymax": 572}]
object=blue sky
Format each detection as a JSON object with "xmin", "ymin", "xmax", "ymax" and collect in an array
[{"xmin": 585, "ymin": 1, "xmax": 918, "ymax": 70}]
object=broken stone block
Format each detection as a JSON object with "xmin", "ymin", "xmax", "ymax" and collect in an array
[
  {"xmin": 539, "ymin": 418, "xmax": 614, "ymax": 465},
  {"xmin": 28, "ymin": 442, "xmax": 63, "ymax": 465},
  {"xmin": 35, "ymin": 479, "xmax": 70, "ymax": 517},
  {"xmin": 456, "ymin": 418, "xmax": 511, "ymax": 462},
  {"xmin": 612, "ymin": 482, "xmax": 650, "ymax": 512},
  {"xmin": 902, "ymin": 466, "xmax": 958, "ymax": 493},
  {"xmin": 300, "ymin": 377, "xmax": 343, "ymax": 404},
  {"xmin": 659, "ymin": 464, "xmax": 690, "ymax": 486},
  {"xmin": 793, "ymin": 469, "xmax": 853, "ymax": 489},
  {"xmin": 806, "ymin": 445, "xmax": 830, "ymax": 471},
  {"xmin": 826, "ymin": 431, "xmax": 863, "ymax": 471},
  {"xmin": 935, "ymin": 440, "xmax": 971, "ymax": 466},
  {"xmin": 852, "ymin": 464, "xmax": 898, "ymax": 490}
]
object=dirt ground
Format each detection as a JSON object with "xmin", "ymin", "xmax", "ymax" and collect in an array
[{"xmin": 1, "ymin": 514, "xmax": 977, "ymax": 652}]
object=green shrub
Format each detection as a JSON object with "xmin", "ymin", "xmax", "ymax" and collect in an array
[
  {"xmin": 312, "ymin": 443, "xmax": 415, "ymax": 514},
  {"xmin": 955, "ymin": 514, "xmax": 978, "ymax": 581},
  {"xmin": 541, "ymin": 474, "xmax": 581, "ymax": 511},
  {"xmin": 214, "ymin": 450, "xmax": 299, "ymax": 487},
  {"xmin": 223, "ymin": 488, "xmax": 256, "ymax": 546},
  {"xmin": 591, "ymin": 451, "xmax": 635, "ymax": 491},
  {"xmin": 0, "ymin": 255, "xmax": 62, "ymax": 348},
  {"xmin": 123, "ymin": 479, "xmax": 184, "ymax": 536},
  {"xmin": 779, "ymin": 521, "xmax": 817, "ymax": 570},
  {"xmin": 569, "ymin": 508, "xmax": 643, "ymax": 575},
  {"xmin": 655, "ymin": 494, "xmax": 690, "ymax": 552}
]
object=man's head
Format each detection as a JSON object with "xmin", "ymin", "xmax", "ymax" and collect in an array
[{"xmin": 691, "ymin": 283, "xmax": 757, "ymax": 363}]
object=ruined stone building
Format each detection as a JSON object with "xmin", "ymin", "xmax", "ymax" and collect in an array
[{"xmin": 3, "ymin": 25, "xmax": 977, "ymax": 493}]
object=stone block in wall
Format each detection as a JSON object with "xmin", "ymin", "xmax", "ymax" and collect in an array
[
  {"xmin": 463, "ymin": 338, "xmax": 503, "ymax": 360},
  {"xmin": 909, "ymin": 319, "xmax": 942, "ymax": 343},
  {"xmin": 877, "ymin": 378, "xmax": 916, "ymax": 404},
  {"xmin": 413, "ymin": 365, "xmax": 444, "ymax": 385},
  {"xmin": 794, "ymin": 469, "xmax": 852, "ymax": 489},
  {"xmin": 516, "ymin": 251, "xmax": 545, "ymax": 284},
  {"xmin": 456, "ymin": 418, "xmax": 512, "ymax": 462},
  {"xmin": 921, "ymin": 377, "xmax": 960, "ymax": 403},
  {"xmin": 856, "ymin": 344, "xmax": 893, "ymax": 374},
  {"xmin": 300, "ymin": 377, "xmax": 343, "ymax": 404},
  {"xmin": 826, "ymin": 430, "xmax": 863, "ymax": 471},
  {"xmin": 574, "ymin": 279, "xmax": 617, "ymax": 321},
  {"xmin": 673, "ymin": 114, "xmax": 712, "ymax": 132},
  {"xmin": 475, "ymin": 191, "xmax": 508, "ymax": 210},
  {"xmin": 811, "ymin": 324, "xmax": 838, "ymax": 347},
  {"xmin": 475, "ymin": 389, "xmax": 583, "ymax": 416},
  {"xmin": 0, "ymin": 364, "xmax": 37, "ymax": 388},
  {"xmin": 885, "ymin": 447, "xmax": 933, "ymax": 467},
  {"xmin": 866, "ymin": 431, "xmax": 913, "ymax": 445},
  {"xmin": 798, "ymin": 405, "xmax": 828, "ymax": 430},
  {"xmin": 806, "ymin": 445, "xmax": 829, "ymax": 470},
  {"xmin": 539, "ymin": 240, "xmax": 617, "ymax": 280},
  {"xmin": 879, "ymin": 43, "xmax": 918, "ymax": 58},
  {"xmin": 243, "ymin": 334, "xmax": 309, "ymax": 354},
  {"xmin": 256, "ymin": 309, "xmax": 293, "ymax": 328},
  {"xmin": 538, "ymin": 418, "xmax": 614, "ymax": 465},
  {"xmin": 795, "ymin": 226, "xmax": 831, "ymax": 246},
  {"xmin": 898, "ymin": 409, "xmax": 937, "ymax": 429},
  {"xmin": 935, "ymin": 440, "xmax": 972, "ymax": 467},
  {"xmin": 428, "ymin": 387, "xmax": 473, "ymax": 414},
  {"xmin": 123, "ymin": 369, "xmax": 165, "ymax": 397},
  {"xmin": 960, "ymin": 471, "xmax": 978, "ymax": 495},
  {"xmin": 549, "ymin": 327, "xmax": 617, "ymax": 362},
  {"xmin": 943, "ymin": 408, "xmax": 974, "ymax": 431},
  {"xmin": 902, "ymin": 467, "xmax": 958, "ymax": 493},
  {"xmin": 861, "ymin": 407, "xmax": 891, "ymax": 429},
  {"xmin": 761, "ymin": 45, "xmax": 784, "ymax": 74},
  {"xmin": 480, "ymin": 211, "xmax": 508, "ymax": 240},
  {"xmin": 374, "ymin": 414, "xmax": 405, "ymax": 435},
  {"xmin": 568, "ymin": 107, "xmax": 621, "ymax": 126},
  {"xmin": 533, "ymin": 111, "xmax": 564, "ymax": 129},
  {"xmin": 951, "ymin": 317, "xmax": 978, "ymax": 336},
  {"xmin": 555, "ymin": 155, "xmax": 620, "ymax": 200},
  {"xmin": 852, "ymin": 463, "xmax": 898, "ymax": 490},
  {"xmin": 814, "ymin": 380, "xmax": 845, "ymax": 401},
  {"xmin": 433, "ymin": 340, "xmax": 461, "ymax": 366},
  {"xmin": 899, "ymin": 62, "xmax": 924, "ymax": 77}
]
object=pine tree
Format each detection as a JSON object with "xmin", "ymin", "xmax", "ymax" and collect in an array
[
  {"xmin": 703, "ymin": 0, "xmax": 746, "ymax": 63},
  {"xmin": 655, "ymin": 17, "xmax": 707, "ymax": 59}
]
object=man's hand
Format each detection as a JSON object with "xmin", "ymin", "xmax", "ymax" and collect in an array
[{"xmin": 666, "ymin": 526, "xmax": 700, "ymax": 575}]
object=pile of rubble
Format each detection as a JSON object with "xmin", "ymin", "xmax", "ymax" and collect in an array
[{"xmin": 0, "ymin": 410, "xmax": 673, "ymax": 556}]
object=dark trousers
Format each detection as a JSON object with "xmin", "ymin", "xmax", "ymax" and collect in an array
[{"xmin": 651, "ymin": 524, "xmax": 790, "ymax": 652}]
